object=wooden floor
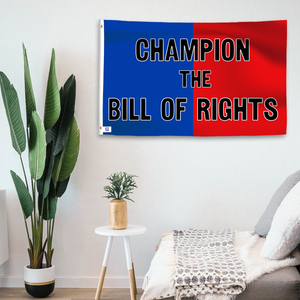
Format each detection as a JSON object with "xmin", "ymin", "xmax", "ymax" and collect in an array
[{"xmin": 0, "ymin": 288, "xmax": 144, "ymax": 300}]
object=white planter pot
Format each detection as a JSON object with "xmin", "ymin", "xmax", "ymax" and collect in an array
[{"xmin": 24, "ymin": 265, "xmax": 55, "ymax": 298}]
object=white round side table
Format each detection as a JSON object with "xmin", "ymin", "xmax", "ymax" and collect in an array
[{"xmin": 94, "ymin": 225, "xmax": 147, "ymax": 300}]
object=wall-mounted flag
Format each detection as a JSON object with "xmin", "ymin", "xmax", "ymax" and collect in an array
[{"xmin": 99, "ymin": 20, "xmax": 287, "ymax": 136}]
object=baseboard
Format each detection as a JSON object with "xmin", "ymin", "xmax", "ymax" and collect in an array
[{"xmin": 0, "ymin": 276, "xmax": 144, "ymax": 288}]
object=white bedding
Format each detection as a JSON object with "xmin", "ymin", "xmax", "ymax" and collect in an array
[{"xmin": 141, "ymin": 230, "xmax": 300, "ymax": 300}]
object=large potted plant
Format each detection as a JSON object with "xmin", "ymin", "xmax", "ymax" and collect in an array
[
  {"xmin": 0, "ymin": 45, "xmax": 80, "ymax": 297},
  {"xmin": 103, "ymin": 172, "xmax": 137, "ymax": 230}
]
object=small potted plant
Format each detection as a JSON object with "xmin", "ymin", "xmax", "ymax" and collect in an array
[{"xmin": 103, "ymin": 172, "xmax": 138, "ymax": 230}]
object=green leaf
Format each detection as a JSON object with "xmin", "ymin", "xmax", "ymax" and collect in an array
[
  {"xmin": 37, "ymin": 142, "xmax": 55, "ymax": 198},
  {"xmin": 46, "ymin": 121, "xmax": 58, "ymax": 144},
  {"xmin": 38, "ymin": 181, "xmax": 57, "ymax": 220},
  {"xmin": 10, "ymin": 170, "xmax": 33, "ymax": 218},
  {"xmin": 48, "ymin": 75, "xmax": 76, "ymax": 155},
  {"xmin": 23, "ymin": 44, "xmax": 36, "ymax": 127},
  {"xmin": 37, "ymin": 193, "xmax": 45, "ymax": 219},
  {"xmin": 103, "ymin": 172, "xmax": 137, "ymax": 202},
  {"xmin": 29, "ymin": 111, "xmax": 46, "ymax": 180},
  {"xmin": 0, "ymin": 72, "xmax": 26, "ymax": 155},
  {"xmin": 56, "ymin": 176, "xmax": 70, "ymax": 197},
  {"xmin": 52, "ymin": 117, "xmax": 80, "ymax": 183},
  {"xmin": 44, "ymin": 49, "xmax": 60, "ymax": 130}
]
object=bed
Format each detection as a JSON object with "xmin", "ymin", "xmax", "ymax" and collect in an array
[
  {"xmin": 143, "ymin": 267, "xmax": 300, "ymax": 300},
  {"xmin": 141, "ymin": 170, "xmax": 300, "ymax": 300}
]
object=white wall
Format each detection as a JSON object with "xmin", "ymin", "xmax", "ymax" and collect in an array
[{"xmin": 1, "ymin": 0, "xmax": 300, "ymax": 288}]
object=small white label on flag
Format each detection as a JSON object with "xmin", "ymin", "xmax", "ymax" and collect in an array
[{"xmin": 103, "ymin": 126, "xmax": 111, "ymax": 133}]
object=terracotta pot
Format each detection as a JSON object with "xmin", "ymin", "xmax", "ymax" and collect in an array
[
  {"xmin": 109, "ymin": 199, "xmax": 127, "ymax": 229},
  {"xmin": 24, "ymin": 264, "xmax": 55, "ymax": 298}
]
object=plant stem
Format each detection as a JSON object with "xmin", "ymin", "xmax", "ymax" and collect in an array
[
  {"xmin": 23, "ymin": 213, "xmax": 32, "ymax": 251},
  {"xmin": 19, "ymin": 154, "xmax": 35, "ymax": 265},
  {"xmin": 33, "ymin": 180, "xmax": 36, "ymax": 233},
  {"xmin": 47, "ymin": 200, "xmax": 50, "ymax": 262},
  {"xmin": 47, "ymin": 216, "xmax": 55, "ymax": 267},
  {"xmin": 19, "ymin": 154, "xmax": 29, "ymax": 190}
]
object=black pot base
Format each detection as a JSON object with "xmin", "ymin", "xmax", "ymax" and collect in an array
[{"xmin": 25, "ymin": 282, "xmax": 55, "ymax": 298}]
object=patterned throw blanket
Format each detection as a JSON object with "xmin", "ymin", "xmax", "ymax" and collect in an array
[{"xmin": 173, "ymin": 229, "xmax": 246, "ymax": 299}]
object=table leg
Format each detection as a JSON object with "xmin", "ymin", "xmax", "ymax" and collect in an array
[
  {"xmin": 95, "ymin": 236, "xmax": 113, "ymax": 300},
  {"xmin": 132, "ymin": 263, "xmax": 137, "ymax": 295},
  {"xmin": 128, "ymin": 238, "xmax": 137, "ymax": 294},
  {"xmin": 124, "ymin": 236, "xmax": 136, "ymax": 300}
]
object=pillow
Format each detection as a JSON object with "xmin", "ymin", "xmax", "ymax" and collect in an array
[
  {"xmin": 254, "ymin": 169, "xmax": 300, "ymax": 237},
  {"xmin": 261, "ymin": 180, "xmax": 300, "ymax": 260}
]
